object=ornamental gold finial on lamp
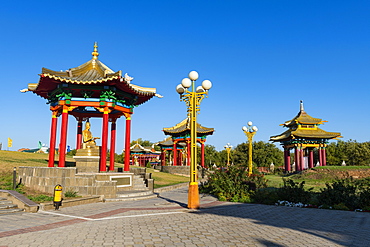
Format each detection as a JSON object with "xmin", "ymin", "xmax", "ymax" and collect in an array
[
  {"xmin": 92, "ymin": 42, "xmax": 99, "ymax": 60},
  {"xmin": 176, "ymin": 71, "xmax": 212, "ymax": 209},
  {"xmin": 242, "ymin": 121, "xmax": 258, "ymax": 176}
]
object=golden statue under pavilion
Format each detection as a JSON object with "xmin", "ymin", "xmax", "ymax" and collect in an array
[{"xmin": 82, "ymin": 121, "xmax": 100, "ymax": 149}]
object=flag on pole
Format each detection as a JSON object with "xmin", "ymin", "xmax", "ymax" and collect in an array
[{"xmin": 7, "ymin": 138, "xmax": 12, "ymax": 148}]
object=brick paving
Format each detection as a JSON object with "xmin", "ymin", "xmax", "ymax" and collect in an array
[{"xmin": 0, "ymin": 187, "xmax": 370, "ymax": 246}]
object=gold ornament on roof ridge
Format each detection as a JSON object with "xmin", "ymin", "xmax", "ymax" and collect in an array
[{"xmin": 92, "ymin": 42, "xmax": 99, "ymax": 60}]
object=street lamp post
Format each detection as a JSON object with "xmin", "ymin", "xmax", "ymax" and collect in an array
[
  {"xmin": 176, "ymin": 71, "xmax": 212, "ymax": 209},
  {"xmin": 242, "ymin": 121, "xmax": 258, "ymax": 176},
  {"xmin": 224, "ymin": 143, "xmax": 232, "ymax": 166}
]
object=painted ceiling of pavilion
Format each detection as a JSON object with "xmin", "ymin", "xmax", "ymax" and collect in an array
[
  {"xmin": 270, "ymin": 101, "xmax": 341, "ymax": 142},
  {"xmin": 22, "ymin": 43, "xmax": 161, "ymax": 106},
  {"xmin": 163, "ymin": 117, "xmax": 214, "ymax": 137}
]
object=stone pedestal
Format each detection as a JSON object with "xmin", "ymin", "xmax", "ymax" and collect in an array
[
  {"xmin": 74, "ymin": 156, "xmax": 100, "ymax": 173},
  {"xmin": 74, "ymin": 146, "xmax": 101, "ymax": 173}
]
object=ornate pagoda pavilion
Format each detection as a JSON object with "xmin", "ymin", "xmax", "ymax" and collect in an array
[
  {"xmin": 161, "ymin": 117, "xmax": 214, "ymax": 168},
  {"xmin": 130, "ymin": 142, "xmax": 161, "ymax": 167},
  {"xmin": 270, "ymin": 101, "xmax": 341, "ymax": 172},
  {"xmin": 157, "ymin": 137, "xmax": 186, "ymax": 166},
  {"xmin": 22, "ymin": 43, "xmax": 161, "ymax": 172}
]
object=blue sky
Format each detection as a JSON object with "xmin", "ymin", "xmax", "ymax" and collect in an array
[{"xmin": 1, "ymin": 1, "xmax": 370, "ymax": 153}]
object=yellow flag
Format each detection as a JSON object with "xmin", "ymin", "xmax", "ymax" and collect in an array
[{"xmin": 7, "ymin": 138, "xmax": 12, "ymax": 148}]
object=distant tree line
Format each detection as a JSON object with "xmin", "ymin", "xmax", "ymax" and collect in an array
[
  {"xmin": 326, "ymin": 140, "xmax": 370, "ymax": 166},
  {"xmin": 67, "ymin": 139, "xmax": 370, "ymax": 167}
]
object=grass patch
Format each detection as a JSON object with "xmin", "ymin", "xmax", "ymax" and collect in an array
[{"xmin": 146, "ymin": 168, "xmax": 189, "ymax": 188}]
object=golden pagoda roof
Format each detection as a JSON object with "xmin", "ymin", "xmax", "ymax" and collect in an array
[
  {"xmin": 270, "ymin": 127, "xmax": 342, "ymax": 142},
  {"xmin": 163, "ymin": 117, "xmax": 214, "ymax": 137},
  {"xmin": 270, "ymin": 101, "xmax": 342, "ymax": 142},
  {"xmin": 22, "ymin": 43, "xmax": 161, "ymax": 105},
  {"xmin": 284, "ymin": 101, "xmax": 323, "ymax": 126},
  {"xmin": 156, "ymin": 137, "xmax": 186, "ymax": 147}
]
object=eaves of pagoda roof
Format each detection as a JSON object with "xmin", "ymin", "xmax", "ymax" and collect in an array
[
  {"xmin": 156, "ymin": 137, "xmax": 187, "ymax": 147},
  {"xmin": 21, "ymin": 43, "xmax": 162, "ymax": 106},
  {"xmin": 284, "ymin": 110, "xmax": 323, "ymax": 127},
  {"xmin": 162, "ymin": 117, "xmax": 215, "ymax": 137},
  {"xmin": 270, "ymin": 127, "xmax": 342, "ymax": 142}
]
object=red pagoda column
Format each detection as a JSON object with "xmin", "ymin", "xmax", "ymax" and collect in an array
[
  {"xmin": 76, "ymin": 119, "xmax": 83, "ymax": 150},
  {"xmin": 109, "ymin": 119, "xmax": 117, "ymax": 171},
  {"xmin": 322, "ymin": 145, "xmax": 327, "ymax": 166},
  {"xmin": 186, "ymin": 140, "xmax": 191, "ymax": 166},
  {"xmin": 294, "ymin": 146, "xmax": 299, "ymax": 171},
  {"xmin": 318, "ymin": 145, "xmax": 323, "ymax": 166},
  {"xmin": 58, "ymin": 106, "xmax": 69, "ymax": 167},
  {"xmin": 178, "ymin": 149, "xmax": 183, "ymax": 166},
  {"xmin": 201, "ymin": 141, "xmax": 205, "ymax": 168},
  {"xmin": 48, "ymin": 111, "xmax": 58, "ymax": 167},
  {"xmin": 100, "ymin": 107, "xmax": 109, "ymax": 172},
  {"xmin": 124, "ymin": 114, "xmax": 131, "ymax": 171},
  {"xmin": 308, "ymin": 148, "xmax": 314, "ymax": 168},
  {"xmin": 173, "ymin": 140, "xmax": 177, "ymax": 166},
  {"xmin": 161, "ymin": 150, "xmax": 166, "ymax": 166},
  {"xmin": 284, "ymin": 148, "xmax": 290, "ymax": 172},
  {"xmin": 300, "ymin": 147, "xmax": 305, "ymax": 170}
]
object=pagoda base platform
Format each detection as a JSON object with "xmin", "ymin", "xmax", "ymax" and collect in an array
[{"xmin": 17, "ymin": 167, "xmax": 152, "ymax": 199}]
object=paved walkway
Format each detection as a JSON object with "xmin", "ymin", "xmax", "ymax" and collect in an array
[{"xmin": 1, "ymin": 187, "xmax": 370, "ymax": 247}]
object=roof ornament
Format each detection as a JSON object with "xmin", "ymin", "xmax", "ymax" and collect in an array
[
  {"xmin": 92, "ymin": 42, "xmax": 99, "ymax": 60},
  {"xmin": 124, "ymin": 73, "xmax": 134, "ymax": 83},
  {"xmin": 300, "ymin": 100, "xmax": 304, "ymax": 112}
]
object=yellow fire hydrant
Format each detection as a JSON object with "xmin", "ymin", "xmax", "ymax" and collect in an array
[{"xmin": 53, "ymin": 184, "xmax": 63, "ymax": 210}]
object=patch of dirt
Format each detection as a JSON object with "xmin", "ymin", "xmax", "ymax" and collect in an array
[{"xmin": 301, "ymin": 168, "xmax": 370, "ymax": 180}]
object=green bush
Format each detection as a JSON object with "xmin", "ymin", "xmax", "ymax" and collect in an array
[
  {"xmin": 64, "ymin": 190, "xmax": 79, "ymax": 198},
  {"xmin": 200, "ymin": 165, "xmax": 268, "ymax": 202},
  {"xmin": 318, "ymin": 177, "xmax": 370, "ymax": 210},
  {"xmin": 27, "ymin": 194, "xmax": 53, "ymax": 203},
  {"xmin": 251, "ymin": 188, "xmax": 279, "ymax": 205},
  {"xmin": 318, "ymin": 178, "xmax": 357, "ymax": 210},
  {"xmin": 276, "ymin": 179, "xmax": 313, "ymax": 204}
]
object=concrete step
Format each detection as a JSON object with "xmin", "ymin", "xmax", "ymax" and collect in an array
[
  {"xmin": 0, "ymin": 203, "xmax": 18, "ymax": 210},
  {"xmin": 105, "ymin": 193, "xmax": 158, "ymax": 202},
  {"xmin": 0, "ymin": 208, "xmax": 23, "ymax": 214},
  {"xmin": 116, "ymin": 190, "xmax": 153, "ymax": 198},
  {"xmin": 0, "ymin": 198, "xmax": 23, "ymax": 214}
]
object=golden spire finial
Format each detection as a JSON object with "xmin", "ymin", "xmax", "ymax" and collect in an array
[{"xmin": 92, "ymin": 42, "xmax": 99, "ymax": 60}]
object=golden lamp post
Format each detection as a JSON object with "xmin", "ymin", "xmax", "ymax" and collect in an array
[
  {"xmin": 176, "ymin": 71, "xmax": 212, "ymax": 209},
  {"xmin": 242, "ymin": 121, "xmax": 258, "ymax": 176},
  {"xmin": 224, "ymin": 143, "xmax": 233, "ymax": 166}
]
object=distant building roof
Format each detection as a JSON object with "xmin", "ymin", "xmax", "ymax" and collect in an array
[
  {"xmin": 270, "ymin": 101, "xmax": 341, "ymax": 142},
  {"xmin": 163, "ymin": 117, "xmax": 214, "ymax": 137}
]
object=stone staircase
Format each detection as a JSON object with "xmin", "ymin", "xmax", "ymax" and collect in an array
[
  {"xmin": 105, "ymin": 175, "xmax": 157, "ymax": 202},
  {"xmin": 0, "ymin": 197, "xmax": 23, "ymax": 214}
]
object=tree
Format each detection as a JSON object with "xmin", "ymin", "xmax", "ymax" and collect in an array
[
  {"xmin": 196, "ymin": 144, "xmax": 222, "ymax": 167},
  {"xmin": 233, "ymin": 141, "xmax": 284, "ymax": 167},
  {"xmin": 326, "ymin": 140, "xmax": 370, "ymax": 166}
]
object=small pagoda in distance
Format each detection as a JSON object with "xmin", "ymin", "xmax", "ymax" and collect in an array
[
  {"xmin": 161, "ymin": 117, "xmax": 214, "ymax": 168},
  {"xmin": 270, "ymin": 101, "xmax": 341, "ymax": 172},
  {"xmin": 130, "ymin": 142, "xmax": 160, "ymax": 167}
]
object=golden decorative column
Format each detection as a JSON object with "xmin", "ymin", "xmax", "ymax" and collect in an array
[
  {"xmin": 242, "ymin": 121, "xmax": 258, "ymax": 176},
  {"xmin": 176, "ymin": 71, "xmax": 212, "ymax": 209}
]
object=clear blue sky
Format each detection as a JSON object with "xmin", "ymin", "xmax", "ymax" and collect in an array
[{"xmin": 1, "ymin": 1, "xmax": 369, "ymax": 153}]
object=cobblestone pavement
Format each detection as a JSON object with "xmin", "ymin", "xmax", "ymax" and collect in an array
[{"xmin": 1, "ymin": 187, "xmax": 370, "ymax": 247}]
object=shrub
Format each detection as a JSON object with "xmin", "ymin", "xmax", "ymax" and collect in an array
[
  {"xmin": 276, "ymin": 179, "xmax": 313, "ymax": 204},
  {"xmin": 317, "ymin": 178, "xmax": 358, "ymax": 210},
  {"xmin": 251, "ymin": 188, "xmax": 279, "ymax": 205},
  {"xmin": 64, "ymin": 190, "xmax": 79, "ymax": 198},
  {"xmin": 200, "ymin": 165, "xmax": 266, "ymax": 202}
]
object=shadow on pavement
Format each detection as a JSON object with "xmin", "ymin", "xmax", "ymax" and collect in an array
[{"xmin": 193, "ymin": 202, "xmax": 369, "ymax": 247}]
